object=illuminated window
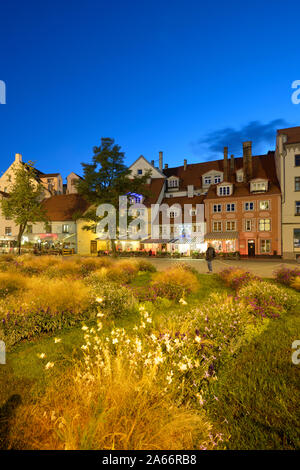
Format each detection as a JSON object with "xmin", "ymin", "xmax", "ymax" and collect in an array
[
  {"xmin": 226, "ymin": 221, "xmax": 236, "ymax": 231},
  {"xmin": 260, "ymin": 239, "xmax": 271, "ymax": 253},
  {"xmin": 259, "ymin": 200, "xmax": 270, "ymax": 210},
  {"xmin": 259, "ymin": 219, "xmax": 271, "ymax": 231},
  {"xmin": 213, "ymin": 221, "xmax": 222, "ymax": 232},
  {"xmin": 62, "ymin": 224, "xmax": 69, "ymax": 233}
]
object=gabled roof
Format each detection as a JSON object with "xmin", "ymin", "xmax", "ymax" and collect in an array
[
  {"xmin": 277, "ymin": 126, "xmax": 300, "ymax": 144},
  {"xmin": 42, "ymin": 194, "xmax": 90, "ymax": 221},
  {"xmin": 40, "ymin": 173, "xmax": 61, "ymax": 178}
]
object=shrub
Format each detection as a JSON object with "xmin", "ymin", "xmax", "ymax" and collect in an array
[
  {"xmin": 238, "ymin": 281, "xmax": 299, "ymax": 318},
  {"xmin": 0, "ymin": 272, "xmax": 28, "ymax": 297},
  {"xmin": 219, "ymin": 267, "xmax": 258, "ymax": 290},
  {"xmin": 274, "ymin": 267, "xmax": 300, "ymax": 287},
  {"xmin": 105, "ymin": 260, "xmax": 139, "ymax": 284},
  {"xmin": 150, "ymin": 267, "xmax": 199, "ymax": 301},
  {"xmin": 90, "ymin": 281, "xmax": 138, "ymax": 318},
  {"xmin": 136, "ymin": 259, "xmax": 157, "ymax": 273},
  {"xmin": 9, "ymin": 355, "xmax": 215, "ymax": 450},
  {"xmin": 0, "ymin": 277, "xmax": 95, "ymax": 347}
]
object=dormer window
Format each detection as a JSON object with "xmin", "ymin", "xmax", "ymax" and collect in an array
[
  {"xmin": 250, "ymin": 180, "xmax": 268, "ymax": 192},
  {"xmin": 167, "ymin": 177, "xmax": 179, "ymax": 189},
  {"xmin": 236, "ymin": 169, "xmax": 244, "ymax": 182},
  {"xmin": 218, "ymin": 185, "xmax": 232, "ymax": 196},
  {"xmin": 214, "ymin": 176, "xmax": 221, "ymax": 184},
  {"xmin": 137, "ymin": 169, "xmax": 143, "ymax": 175},
  {"xmin": 204, "ymin": 177, "xmax": 211, "ymax": 185}
]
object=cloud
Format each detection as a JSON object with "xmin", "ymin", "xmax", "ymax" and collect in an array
[{"xmin": 191, "ymin": 119, "xmax": 289, "ymax": 158}]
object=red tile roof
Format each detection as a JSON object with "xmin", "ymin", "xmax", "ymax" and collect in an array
[
  {"xmin": 143, "ymin": 178, "xmax": 165, "ymax": 207},
  {"xmin": 205, "ymin": 153, "xmax": 280, "ymax": 199},
  {"xmin": 277, "ymin": 126, "xmax": 300, "ymax": 144},
  {"xmin": 42, "ymin": 194, "xmax": 90, "ymax": 221}
]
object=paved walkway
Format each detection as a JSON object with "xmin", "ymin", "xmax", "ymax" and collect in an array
[{"xmin": 147, "ymin": 258, "xmax": 299, "ymax": 278}]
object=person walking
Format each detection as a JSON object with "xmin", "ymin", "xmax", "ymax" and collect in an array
[{"xmin": 205, "ymin": 243, "xmax": 216, "ymax": 273}]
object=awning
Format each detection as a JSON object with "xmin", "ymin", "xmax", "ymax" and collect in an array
[
  {"xmin": 204, "ymin": 232, "xmax": 239, "ymax": 241},
  {"xmin": 141, "ymin": 239, "xmax": 172, "ymax": 244}
]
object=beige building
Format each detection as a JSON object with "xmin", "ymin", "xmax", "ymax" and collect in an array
[{"xmin": 275, "ymin": 127, "xmax": 300, "ymax": 259}]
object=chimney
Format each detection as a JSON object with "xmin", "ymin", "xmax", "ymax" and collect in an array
[
  {"xmin": 159, "ymin": 151, "xmax": 163, "ymax": 171},
  {"xmin": 164, "ymin": 163, "xmax": 168, "ymax": 169},
  {"xmin": 223, "ymin": 147, "xmax": 228, "ymax": 181},
  {"xmin": 15, "ymin": 153, "xmax": 22, "ymax": 163},
  {"xmin": 184, "ymin": 159, "xmax": 187, "ymax": 171},
  {"xmin": 230, "ymin": 154, "xmax": 235, "ymax": 175},
  {"xmin": 243, "ymin": 141, "xmax": 252, "ymax": 182},
  {"xmin": 151, "ymin": 160, "xmax": 154, "ymax": 167}
]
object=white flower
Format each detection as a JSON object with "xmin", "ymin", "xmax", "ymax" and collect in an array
[
  {"xmin": 81, "ymin": 345, "xmax": 88, "ymax": 350},
  {"xmin": 179, "ymin": 298, "xmax": 187, "ymax": 305},
  {"xmin": 96, "ymin": 297, "xmax": 104, "ymax": 303},
  {"xmin": 54, "ymin": 338, "xmax": 61, "ymax": 343},
  {"xmin": 37, "ymin": 353, "xmax": 46, "ymax": 359},
  {"xmin": 82, "ymin": 325, "xmax": 88, "ymax": 331},
  {"xmin": 112, "ymin": 338, "xmax": 118, "ymax": 344},
  {"xmin": 195, "ymin": 336, "xmax": 201, "ymax": 343},
  {"xmin": 45, "ymin": 362, "xmax": 54, "ymax": 370},
  {"xmin": 179, "ymin": 363, "xmax": 187, "ymax": 371}
]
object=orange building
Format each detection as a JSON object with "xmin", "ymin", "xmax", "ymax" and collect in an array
[{"xmin": 204, "ymin": 144, "xmax": 282, "ymax": 256}]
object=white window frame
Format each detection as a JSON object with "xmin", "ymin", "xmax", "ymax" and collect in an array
[
  {"xmin": 244, "ymin": 201, "xmax": 254, "ymax": 211},
  {"xmin": 259, "ymin": 200, "xmax": 270, "ymax": 211},
  {"xmin": 258, "ymin": 218, "xmax": 271, "ymax": 232},
  {"xmin": 212, "ymin": 221, "xmax": 222, "ymax": 232},
  {"xmin": 213, "ymin": 204, "xmax": 222, "ymax": 213},
  {"xmin": 226, "ymin": 203, "xmax": 236, "ymax": 212}
]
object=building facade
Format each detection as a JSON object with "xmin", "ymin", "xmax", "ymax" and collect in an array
[{"xmin": 275, "ymin": 127, "xmax": 300, "ymax": 259}]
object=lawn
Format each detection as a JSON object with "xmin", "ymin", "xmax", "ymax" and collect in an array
[{"xmin": 0, "ymin": 255, "xmax": 299, "ymax": 450}]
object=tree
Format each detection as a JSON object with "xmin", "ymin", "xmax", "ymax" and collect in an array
[
  {"xmin": 0, "ymin": 162, "xmax": 48, "ymax": 254},
  {"xmin": 77, "ymin": 138, "xmax": 151, "ymax": 254}
]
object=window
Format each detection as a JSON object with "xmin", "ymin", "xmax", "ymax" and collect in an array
[
  {"xmin": 296, "ymin": 202, "xmax": 300, "ymax": 215},
  {"xmin": 137, "ymin": 169, "xmax": 143, "ymax": 175},
  {"xmin": 204, "ymin": 177, "xmax": 211, "ymax": 185},
  {"xmin": 26, "ymin": 225, "xmax": 33, "ymax": 234},
  {"xmin": 294, "ymin": 229, "xmax": 300, "ymax": 248},
  {"xmin": 5, "ymin": 215, "xmax": 11, "ymax": 221},
  {"xmin": 62, "ymin": 224, "xmax": 69, "ymax": 233},
  {"xmin": 226, "ymin": 203, "xmax": 235, "ymax": 212},
  {"xmin": 190, "ymin": 209, "xmax": 197, "ymax": 216},
  {"xmin": 236, "ymin": 172, "xmax": 243, "ymax": 182},
  {"xmin": 214, "ymin": 176, "xmax": 221, "ymax": 184},
  {"xmin": 213, "ymin": 204, "xmax": 222, "ymax": 213},
  {"xmin": 219, "ymin": 186, "xmax": 231, "ymax": 196},
  {"xmin": 260, "ymin": 239, "xmax": 271, "ymax": 253},
  {"xmin": 245, "ymin": 219, "xmax": 252, "ymax": 231},
  {"xmin": 5, "ymin": 227, "xmax": 12, "ymax": 236},
  {"xmin": 295, "ymin": 155, "xmax": 300, "ymax": 167},
  {"xmin": 244, "ymin": 201, "xmax": 254, "ymax": 211},
  {"xmin": 226, "ymin": 221, "xmax": 236, "ymax": 231},
  {"xmin": 251, "ymin": 181, "xmax": 267, "ymax": 192},
  {"xmin": 169, "ymin": 211, "xmax": 178, "ymax": 218},
  {"xmin": 259, "ymin": 200, "xmax": 270, "ymax": 210},
  {"xmin": 45, "ymin": 223, "xmax": 52, "ymax": 233},
  {"xmin": 259, "ymin": 219, "xmax": 271, "ymax": 231},
  {"xmin": 168, "ymin": 179, "xmax": 178, "ymax": 188},
  {"xmin": 213, "ymin": 221, "xmax": 222, "ymax": 232},
  {"xmin": 295, "ymin": 177, "xmax": 300, "ymax": 191}
]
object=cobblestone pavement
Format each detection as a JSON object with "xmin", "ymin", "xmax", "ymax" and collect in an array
[{"xmin": 147, "ymin": 257, "xmax": 299, "ymax": 278}]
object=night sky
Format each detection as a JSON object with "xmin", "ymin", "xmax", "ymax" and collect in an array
[{"xmin": 0, "ymin": 0, "xmax": 299, "ymax": 180}]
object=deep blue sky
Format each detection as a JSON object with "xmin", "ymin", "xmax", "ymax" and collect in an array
[{"xmin": 0, "ymin": 0, "xmax": 299, "ymax": 180}]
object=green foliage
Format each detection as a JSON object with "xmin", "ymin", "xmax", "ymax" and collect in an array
[
  {"xmin": 76, "ymin": 138, "xmax": 152, "ymax": 250},
  {"xmin": 0, "ymin": 162, "xmax": 47, "ymax": 253}
]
